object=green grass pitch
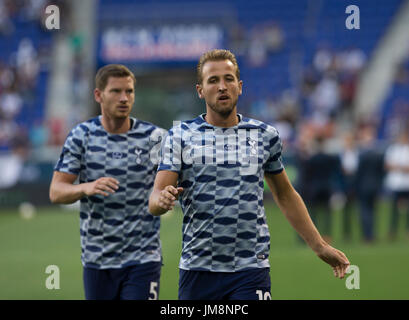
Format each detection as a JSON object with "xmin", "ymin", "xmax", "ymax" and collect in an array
[{"xmin": 0, "ymin": 200, "xmax": 408, "ymax": 300}]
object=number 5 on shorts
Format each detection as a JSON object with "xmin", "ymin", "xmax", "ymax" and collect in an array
[{"xmin": 149, "ymin": 281, "xmax": 158, "ymax": 300}]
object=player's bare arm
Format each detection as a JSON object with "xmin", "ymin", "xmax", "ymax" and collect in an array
[
  {"xmin": 49, "ymin": 171, "xmax": 119, "ymax": 204},
  {"xmin": 149, "ymin": 170, "xmax": 183, "ymax": 216},
  {"xmin": 265, "ymin": 170, "xmax": 350, "ymax": 279}
]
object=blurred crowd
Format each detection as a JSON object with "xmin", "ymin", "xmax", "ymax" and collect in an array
[
  {"xmin": 230, "ymin": 20, "xmax": 285, "ymax": 67},
  {"xmin": 0, "ymin": 0, "xmax": 89, "ymax": 188},
  {"xmin": 0, "ymin": 0, "xmax": 68, "ymax": 188},
  {"xmin": 1, "ymin": 3, "xmax": 408, "ymax": 243},
  {"xmin": 293, "ymin": 122, "xmax": 409, "ymax": 245},
  {"xmin": 245, "ymin": 43, "xmax": 367, "ymax": 147},
  {"xmin": 239, "ymin": 22, "xmax": 409, "ymax": 244}
]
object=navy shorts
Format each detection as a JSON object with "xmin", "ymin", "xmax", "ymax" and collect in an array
[
  {"xmin": 83, "ymin": 261, "xmax": 161, "ymax": 300},
  {"xmin": 178, "ymin": 268, "xmax": 271, "ymax": 300}
]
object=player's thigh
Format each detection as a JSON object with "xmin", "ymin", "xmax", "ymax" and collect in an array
[
  {"xmin": 178, "ymin": 269, "xmax": 224, "ymax": 300},
  {"xmin": 120, "ymin": 262, "xmax": 162, "ymax": 300},
  {"xmin": 228, "ymin": 268, "xmax": 271, "ymax": 300},
  {"xmin": 83, "ymin": 267, "xmax": 123, "ymax": 300}
]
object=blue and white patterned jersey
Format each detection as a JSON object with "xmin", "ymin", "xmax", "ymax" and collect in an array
[
  {"xmin": 158, "ymin": 114, "xmax": 284, "ymax": 272},
  {"xmin": 55, "ymin": 116, "xmax": 165, "ymax": 269}
]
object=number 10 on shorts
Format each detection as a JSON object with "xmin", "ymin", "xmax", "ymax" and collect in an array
[{"xmin": 256, "ymin": 290, "xmax": 272, "ymax": 300}]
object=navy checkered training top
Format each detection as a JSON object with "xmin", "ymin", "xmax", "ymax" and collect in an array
[
  {"xmin": 159, "ymin": 114, "xmax": 283, "ymax": 272},
  {"xmin": 55, "ymin": 116, "xmax": 165, "ymax": 269}
]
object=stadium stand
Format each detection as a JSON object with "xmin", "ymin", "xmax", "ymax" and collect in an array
[
  {"xmin": 0, "ymin": 1, "xmax": 54, "ymax": 151},
  {"xmin": 0, "ymin": 0, "xmax": 407, "ymax": 200},
  {"xmin": 378, "ymin": 56, "xmax": 409, "ymax": 139},
  {"xmin": 96, "ymin": 0, "xmax": 404, "ymax": 141}
]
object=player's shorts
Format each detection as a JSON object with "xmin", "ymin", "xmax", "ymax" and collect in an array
[
  {"xmin": 178, "ymin": 267, "xmax": 271, "ymax": 300},
  {"xmin": 83, "ymin": 261, "xmax": 161, "ymax": 300}
]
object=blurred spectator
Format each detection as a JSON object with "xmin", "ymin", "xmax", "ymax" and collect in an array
[
  {"xmin": 0, "ymin": 88, "xmax": 23, "ymax": 119},
  {"xmin": 247, "ymin": 20, "xmax": 284, "ymax": 67},
  {"xmin": 394, "ymin": 61, "xmax": 409, "ymax": 85},
  {"xmin": 339, "ymin": 72, "xmax": 358, "ymax": 120},
  {"xmin": 309, "ymin": 72, "xmax": 340, "ymax": 122},
  {"xmin": 0, "ymin": 64, "xmax": 15, "ymax": 89},
  {"xmin": 0, "ymin": 149, "xmax": 24, "ymax": 188},
  {"xmin": 384, "ymin": 99, "xmax": 409, "ymax": 141},
  {"xmin": 336, "ymin": 47, "xmax": 366, "ymax": 75},
  {"xmin": 16, "ymin": 38, "xmax": 40, "ymax": 91},
  {"xmin": 313, "ymin": 46, "xmax": 334, "ymax": 74},
  {"xmin": 247, "ymin": 28, "xmax": 268, "ymax": 67},
  {"xmin": 230, "ymin": 23, "xmax": 247, "ymax": 56},
  {"xmin": 48, "ymin": 117, "xmax": 66, "ymax": 146},
  {"xmin": 301, "ymin": 67, "xmax": 319, "ymax": 97},
  {"xmin": 340, "ymin": 131, "xmax": 359, "ymax": 241},
  {"xmin": 263, "ymin": 21, "xmax": 284, "ymax": 53},
  {"xmin": 0, "ymin": 117, "xmax": 18, "ymax": 150},
  {"xmin": 274, "ymin": 115, "xmax": 294, "ymax": 148},
  {"xmin": 355, "ymin": 125, "xmax": 385, "ymax": 243},
  {"xmin": 29, "ymin": 119, "xmax": 49, "ymax": 149},
  {"xmin": 297, "ymin": 135, "xmax": 342, "ymax": 244},
  {"xmin": 384, "ymin": 129, "xmax": 409, "ymax": 240},
  {"xmin": 0, "ymin": 131, "xmax": 30, "ymax": 188},
  {"xmin": 0, "ymin": 0, "xmax": 14, "ymax": 36}
]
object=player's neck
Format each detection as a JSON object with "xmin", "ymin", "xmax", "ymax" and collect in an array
[
  {"xmin": 204, "ymin": 108, "xmax": 239, "ymax": 128},
  {"xmin": 101, "ymin": 115, "xmax": 131, "ymax": 134}
]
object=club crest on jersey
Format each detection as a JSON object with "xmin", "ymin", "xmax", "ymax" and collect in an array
[
  {"xmin": 135, "ymin": 148, "xmax": 142, "ymax": 164},
  {"xmin": 247, "ymin": 137, "xmax": 257, "ymax": 155}
]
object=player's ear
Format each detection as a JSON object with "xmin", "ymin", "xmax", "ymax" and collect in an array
[
  {"xmin": 238, "ymin": 80, "xmax": 243, "ymax": 96},
  {"xmin": 196, "ymin": 84, "xmax": 204, "ymax": 99},
  {"xmin": 94, "ymin": 88, "xmax": 102, "ymax": 103}
]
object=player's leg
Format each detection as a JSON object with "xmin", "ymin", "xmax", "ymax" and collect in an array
[
  {"xmin": 178, "ymin": 269, "xmax": 224, "ymax": 300},
  {"xmin": 223, "ymin": 268, "xmax": 271, "ymax": 300},
  {"xmin": 226, "ymin": 268, "xmax": 271, "ymax": 300},
  {"xmin": 120, "ymin": 261, "xmax": 162, "ymax": 300},
  {"xmin": 83, "ymin": 267, "xmax": 124, "ymax": 300}
]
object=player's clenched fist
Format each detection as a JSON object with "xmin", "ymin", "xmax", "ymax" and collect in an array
[
  {"xmin": 82, "ymin": 177, "xmax": 119, "ymax": 197},
  {"xmin": 158, "ymin": 186, "xmax": 184, "ymax": 211}
]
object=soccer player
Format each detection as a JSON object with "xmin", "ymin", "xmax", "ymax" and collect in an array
[
  {"xmin": 49, "ymin": 64, "xmax": 165, "ymax": 300},
  {"xmin": 149, "ymin": 49, "xmax": 350, "ymax": 300}
]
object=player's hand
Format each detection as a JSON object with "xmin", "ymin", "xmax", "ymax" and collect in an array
[
  {"xmin": 82, "ymin": 177, "xmax": 119, "ymax": 197},
  {"xmin": 316, "ymin": 244, "xmax": 350, "ymax": 279},
  {"xmin": 158, "ymin": 185, "xmax": 183, "ymax": 211}
]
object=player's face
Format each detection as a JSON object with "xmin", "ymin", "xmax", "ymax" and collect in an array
[
  {"xmin": 95, "ymin": 76, "xmax": 135, "ymax": 120},
  {"xmin": 196, "ymin": 60, "xmax": 243, "ymax": 117}
]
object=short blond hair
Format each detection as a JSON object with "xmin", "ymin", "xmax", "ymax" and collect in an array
[{"xmin": 197, "ymin": 49, "xmax": 240, "ymax": 84}]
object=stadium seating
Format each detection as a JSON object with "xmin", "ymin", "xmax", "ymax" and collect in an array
[
  {"xmin": 97, "ymin": 0, "xmax": 404, "ymax": 130},
  {"xmin": 0, "ymin": 7, "xmax": 52, "ymax": 151},
  {"xmin": 1, "ymin": 0, "xmax": 404, "ymax": 152}
]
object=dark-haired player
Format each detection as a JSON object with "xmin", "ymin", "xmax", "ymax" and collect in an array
[{"xmin": 50, "ymin": 64, "xmax": 165, "ymax": 300}]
